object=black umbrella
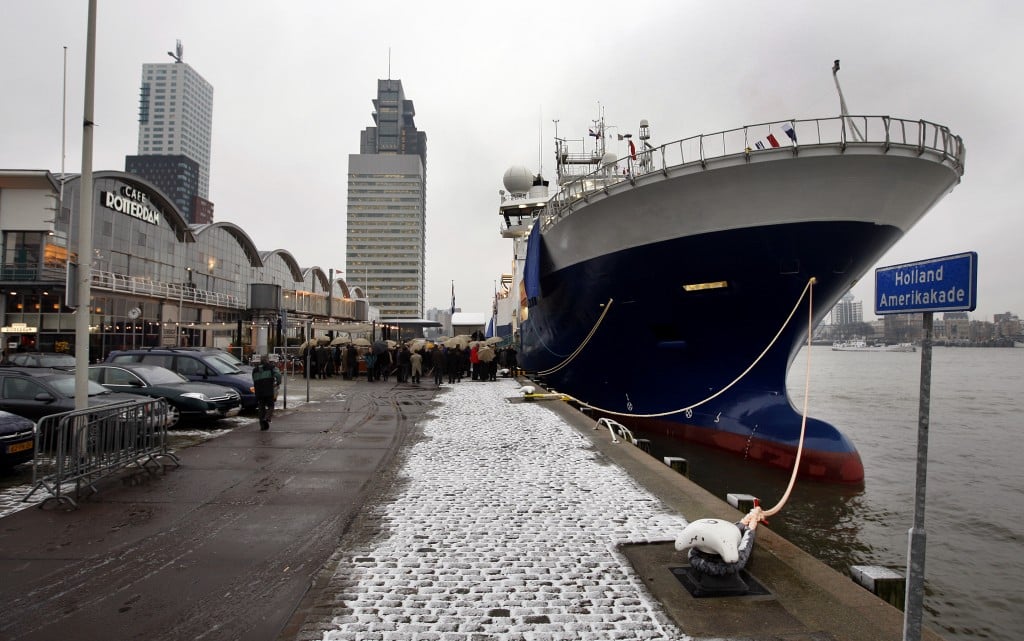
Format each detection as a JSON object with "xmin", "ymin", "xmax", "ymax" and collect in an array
[{"xmin": 372, "ymin": 340, "xmax": 388, "ymax": 354}]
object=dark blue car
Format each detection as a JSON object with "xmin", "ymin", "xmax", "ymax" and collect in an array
[{"xmin": 106, "ymin": 348, "xmax": 257, "ymax": 409}]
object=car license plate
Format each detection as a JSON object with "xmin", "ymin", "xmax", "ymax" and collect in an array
[{"xmin": 7, "ymin": 441, "xmax": 33, "ymax": 454}]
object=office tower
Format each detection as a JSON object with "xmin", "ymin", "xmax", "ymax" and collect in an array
[
  {"xmin": 130, "ymin": 41, "xmax": 214, "ymax": 222},
  {"xmin": 832, "ymin": 293, "xmax": 863, "ymax": 325},
  {"xmin": 347, "ymin": 79, "xmax": 427, "ymax": 318}
]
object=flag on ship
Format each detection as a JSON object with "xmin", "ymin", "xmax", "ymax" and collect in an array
[
  {"xmin": 755, "ymin": 141, "xmax": 766, "ymax": 150},
  {"xmin": 781, "ymin": 122, "xmax": 797, "ymax": 143},
  {"xmin": 767, "ymin": 133, "xmax": 781, "ymax": 148}
]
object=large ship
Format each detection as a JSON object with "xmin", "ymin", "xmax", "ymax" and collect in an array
[{"xmin": 492, "ymin": 80, "xmax": 965, "ymax": 484}]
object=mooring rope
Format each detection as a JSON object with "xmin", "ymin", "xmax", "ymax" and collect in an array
[
  {"xmin": 535, "ymin": 298, "xmax": 614, "ymax": 376},
  {"xmin": 744, "ymin": 275, "xmax": 815, "ymax": 525},
  {"xmin": 547, "ymin": 277, "xmax": 817, "ymax": 420}
]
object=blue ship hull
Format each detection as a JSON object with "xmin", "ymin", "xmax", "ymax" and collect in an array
[{"xmin": 517, "ymin": 220, "xmax": 906, "ymax": 482}]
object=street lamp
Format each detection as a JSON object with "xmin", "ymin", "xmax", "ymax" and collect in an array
[{"xmin": 177, "ymin": 267, "xmax": 192, "ymax": 346}]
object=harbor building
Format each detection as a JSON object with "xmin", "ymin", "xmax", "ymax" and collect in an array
[
  {"xmin": 347, "ymin": 78, "xmax": 427, "ymax": 319},
  {"xmin": 128, "ymin": 41, "xmax": 214, "ymax": 223},
  {"xmin": 0, "ymin": 169, "xmax": 370, "ymax": 360}
]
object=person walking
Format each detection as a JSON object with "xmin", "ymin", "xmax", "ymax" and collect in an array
[{"xmin": 252, "ymin": 354, "xmax": 282, "ymax": 430}]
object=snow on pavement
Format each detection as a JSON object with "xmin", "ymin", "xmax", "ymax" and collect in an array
[{"xmin": 310, "ymin": 378, "xmax": 692, "ymax": 641}]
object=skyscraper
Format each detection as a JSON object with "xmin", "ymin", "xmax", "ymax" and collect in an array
[
  {"xmin": 129, "ymin": 41, "xmax": 214, "ymax": 223},
  {"xmin": 831, "ymin": 293, "xmax": 863, "ymax": 325},
  {"xmin": 347, "ymin": 79, "xmax": 427, "ymax": 318}
]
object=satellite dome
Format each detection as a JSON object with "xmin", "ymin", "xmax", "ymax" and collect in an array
[
  {"xmin": 503, "ymin": 166, "xmax": 533, "ymax": 194},
  {"xmin": 601, "ymin": 152, "xmax": 618, "ymax": 166}
]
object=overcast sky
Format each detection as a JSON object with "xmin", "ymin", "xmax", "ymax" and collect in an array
[{"xmin": 2, "ymin": 0, "xmax": 1020, "ymax": 321}]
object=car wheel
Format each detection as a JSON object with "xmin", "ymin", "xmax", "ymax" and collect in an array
[{"xmin": 166, "ymin": 405, "xmax": 182, "ymax": 429}]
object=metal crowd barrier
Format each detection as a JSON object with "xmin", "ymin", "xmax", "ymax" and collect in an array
[{"xmin": 24, "ymin": 398, "xmax": 180, "ymax": 509}]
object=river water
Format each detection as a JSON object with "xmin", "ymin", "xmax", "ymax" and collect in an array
[{"xmin": 631, "ymin": 345, "xmax": 1023, "ymax": 641}]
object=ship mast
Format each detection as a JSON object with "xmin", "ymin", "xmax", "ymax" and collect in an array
[{"xmin": 832, "ymin": 59, "xmax": 864, "ymax": 142}]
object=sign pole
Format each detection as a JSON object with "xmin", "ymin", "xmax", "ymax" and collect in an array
[
  {"xmin": 903, "ymin": 311, "xmax": 932, "ymax": 641},
  {"xmin": 874, "ymin": 251, "xmax": 977, "ymax": 641}
]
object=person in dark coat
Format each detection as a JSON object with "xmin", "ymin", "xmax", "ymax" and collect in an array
[
  {"xmin": 252, "ymin": 355, "xmax": 282, "ymax": 430},
  {"xmin": 346, "ymin": 344, "xmax": 359, "ymax": 380},
  {"xmin": 446, "ymin": 347, "xmax": 461, "ymax": 384},
  {"xmin": 397, "ymin": 346, "xmax": 411, "ymax": 383},
  {"xmin": 432, "ymin": 347, "xmax": 446, "ymax": 386}
]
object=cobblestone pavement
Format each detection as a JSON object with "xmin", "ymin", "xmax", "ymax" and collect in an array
[{"xmin": 293, "ymin": 378, "xmax": 692, "ymax": 641}]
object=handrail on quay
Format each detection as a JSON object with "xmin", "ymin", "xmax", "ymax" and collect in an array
[
  {"xmin": 545, "ymin": 115, "xmax": 965, "ymax": 228},
  {"xmin": 25, "ymin": 397, "xmax": 179, "ymax": 509}
]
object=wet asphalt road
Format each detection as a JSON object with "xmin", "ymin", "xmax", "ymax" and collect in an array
[{"xmin": 0, "ymin": 380, "xmax": 437, "ymax": 641}]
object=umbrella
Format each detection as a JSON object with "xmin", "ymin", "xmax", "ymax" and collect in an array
[
  {"xmin": 485, "ymin": 336, "xmax": 503, "ymax": 345},
  {"xmin": 445, "ymin": 335, "xmax": 470, "ymax": 350},
  {"xmin": 352, "ymin": 337, "xmax": 372, "ymax": 347},
  {"xmin": 329, "ymin": 336, "xmax": 349, "ymax": 346},
  {"xmin": 477, "ymin": 346, "xmax": 496, "ymax": 362},
  {"xmin": 372, "ymin": 340, "xmax": 388, "ymax": 354},
  {"xmin": 317, "ymin": 336, "xmax": 331, "ymax": 346},
  {"xmin": 385, "ymin": 339, "xmax": 397, "ymax": 349}
]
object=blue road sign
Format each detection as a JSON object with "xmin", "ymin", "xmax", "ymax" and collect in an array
[{"xmin": 875, "ymin": 252, "xmax": 977, "ymax": 315}]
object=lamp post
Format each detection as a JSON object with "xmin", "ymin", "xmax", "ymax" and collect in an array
[{"xmin": 177, "ymin": 267, "xmax": 192, "ymax": 346}]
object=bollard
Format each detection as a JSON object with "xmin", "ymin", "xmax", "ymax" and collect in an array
[
  {"xmin": 727, "ymin": 493, "xmax": 758, "ymax": 513},
  {"xmin": 850, "ymin": 565, "xmax": 905, "ymax": 609},
  {"xmin": 663, "ymin": 456, "xmax": 688, "ymax": 476},
  {"xmin": 634, "ymin": 438, "xmax": 652, "ymax": 454}
]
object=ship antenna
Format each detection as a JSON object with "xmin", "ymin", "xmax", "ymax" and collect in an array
[
  {"xmin": 832, "ymin": 59, "xmax": 864, "ymax": 142},
  {"xmin": 538, "ymin": 106, "xmax": 543, "ymax": 178}
]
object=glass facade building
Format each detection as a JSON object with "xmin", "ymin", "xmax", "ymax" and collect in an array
[{"xmin": 0, "ymin": 170, "xmax": 367, "ymax": 361}]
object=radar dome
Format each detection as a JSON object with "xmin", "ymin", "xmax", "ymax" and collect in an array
[
  {"xmin": 601, "ymin": 152, "xmax": 618, "ymax": 166},
  {"xmin": 503, "ymin": 166, "xmax": 534, "ymax": 194}
]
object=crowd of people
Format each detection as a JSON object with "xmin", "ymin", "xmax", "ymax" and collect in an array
[{"xmin": 294, "ymin": 341, "xmax": 518, "ymax": 387}]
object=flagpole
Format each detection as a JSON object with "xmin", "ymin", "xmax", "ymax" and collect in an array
[{"xmin": 58, "ymin": 45, "xmax": 68, "ymax": 218}]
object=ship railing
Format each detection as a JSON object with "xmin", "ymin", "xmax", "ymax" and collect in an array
[{"xmin": 545, "ymin": 115, "xmax": 965, "ymax": 227}]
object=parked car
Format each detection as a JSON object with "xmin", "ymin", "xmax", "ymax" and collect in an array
[
  {"xmin": 173, "ymin": 346, "xmax": 252, "ymax": 373},
  {"xmin": 4, "ymin": 352, "xmax": 76, "ymax": 369},
  {"xmin": 105, "ymin": 348, "xmax": 257, "ymax": 409},
  {"xmin": 0, "ymin": 367, "xmax": 142, "ymax": 423},
  {"xmin": 0, "ymin": 410, "xmax": 35, "ymax": 470},
  {"xmin": 84, "ymin": 363, "xmax": 241, "ymax": 428}
]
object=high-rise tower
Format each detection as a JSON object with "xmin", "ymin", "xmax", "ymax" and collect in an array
[
  {"xmin": 347, "ymin": 79, "xmax": 427, "ymax": 318},
  {"xmin": 127, "ymin": 41, "xmax": 214, "ymax": 223}
]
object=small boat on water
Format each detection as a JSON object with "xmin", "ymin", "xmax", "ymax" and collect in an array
[
  {"xmin": 832, "ymin": 340, "xmax": 916, "ymax": 352},
  {"xmin": 491, "ymin": 66, "xmax": 964, "ymax": 483}
]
